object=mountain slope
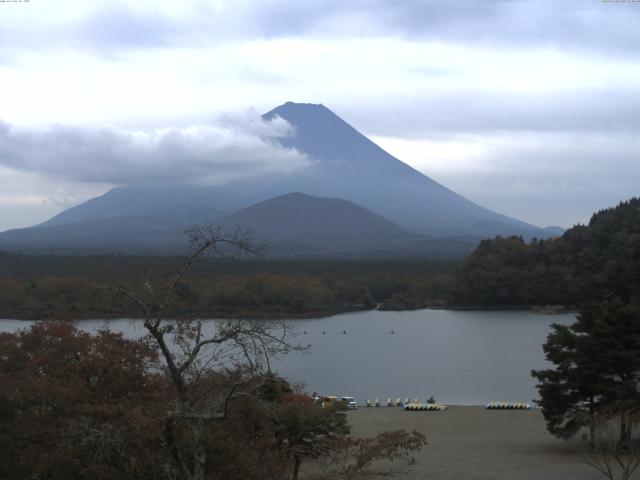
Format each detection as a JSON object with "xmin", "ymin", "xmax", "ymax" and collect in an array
[
  {"xmin": 0, "ymin": 207, "xmax": 225, "ymax": 254},
  {"xmin": 0, "ymin": 101, "xmax": 553, "ymax": 255},
  {"xmin": 0, "ymin": 192, "xmax": 479, "ymax": 258},
  {"xmin": 260, "ymin": 102, "xmax": 547, "ymax": 237}
]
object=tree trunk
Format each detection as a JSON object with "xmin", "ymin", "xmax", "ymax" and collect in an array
[
  {"xmin": 589, "ymin": 421, "xmax": 596, "ymax": 448},
  {"xmin": 589, "ymin": 400, "xmax": 596, "ymax": 448},
  {"xmin": 163, "ymin": 416, "xmax": 192, "ymax": 480},
  {"xmin": 292, "ymin": 453, "xmax": 301, "ymax": 480},
  {"xmin": 620, "ymin": 414, "xmax": 631, "ymax": 449},
  {"xmin": 192, "ymin": 418, "xmax": 207, "ymax": 480}
]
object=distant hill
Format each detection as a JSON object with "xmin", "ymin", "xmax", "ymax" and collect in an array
[
  {"xmin": 450, "ymin": 197, "xmax": 640, "ymax": 306},
  {"xmin": 216, "ymin": 192, "xmax": 413, "ymax": 254},
  {"xmin": 0, "ymin": 192, "xmax": 478, "ymax": 258},
  {"xmin": 0, "ymin": 101, "xmax": 555, "ymax": 255},
  {"xmin": 215, "ymin": 192, "xmax": 479, "ymax": 258}
]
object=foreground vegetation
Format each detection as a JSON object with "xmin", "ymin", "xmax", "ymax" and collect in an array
[
  {"xmin": 0, "ymin": 322, "xmax": 425, "ymax": 480},
  {"xmin": 0, "ymin": 228, "xmax": 426, "ymax": 480}
]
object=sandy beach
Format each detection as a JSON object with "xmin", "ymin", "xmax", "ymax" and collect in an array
[{"xmin": 345, "ymin": 406, "xmax": 619, "ymax": 480}]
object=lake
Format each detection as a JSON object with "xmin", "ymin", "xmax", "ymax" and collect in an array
[{"xmin": 0, "ymin": 309, "xmax": 575, "ymax": 405}]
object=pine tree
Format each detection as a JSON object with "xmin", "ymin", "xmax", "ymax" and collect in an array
[{"xmin": 532, "ymin": 296, "xmax": 640, "ymax": 445}]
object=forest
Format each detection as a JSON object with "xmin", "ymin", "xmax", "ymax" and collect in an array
[
  {"xmin": 451, "ymin": 197, "xmax": 640, "ymax": 307},
  {"xmin": 0, "ymin": 198, "xmax": 638, "ymax": 319},
  {"xmin": 0, "ymin": 253, "xmax": 454, "ymax": 319}
]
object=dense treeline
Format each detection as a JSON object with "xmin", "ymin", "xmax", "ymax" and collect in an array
[
  {"xmin": 0, "ymin": 254, "xmax": 454, "ymax": 319},
  {"xmin": 451, "ymin": 198, "xmax": 640, "ymax": 307},
  {"xmin": 2, "ymin": 198, "xmax": 639, "ymax": 317}
]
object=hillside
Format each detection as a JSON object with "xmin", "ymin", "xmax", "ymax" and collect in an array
[
  {"xmin": 0, "ymin": 206, "xmax": 225, "ymax": 254},
  {"xmin": 0, "ymin": 192, "xmax": 478, "ymax": 258},
  {"xmin": 450, "ymin": 197, "xmax": 640, "ymax": 306},
  {"xmin": 215, "ymin": 192, "xmax": 415, "ymax": 255}
]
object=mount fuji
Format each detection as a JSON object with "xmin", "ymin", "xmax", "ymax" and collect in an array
[{"xmin": 0, "ymin": 102, "xmax": 554, "ymax": 257}]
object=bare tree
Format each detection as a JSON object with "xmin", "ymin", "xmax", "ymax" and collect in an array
[
  {"xmin": 584, "ymin": 413, "xmax": 640, "ymax": 480},
  {"xmin": 105, "ymin": 225, "xmax": 304, "ymax": 480},
  {"xmin": 306, "ymin": 430, "xmax": 427, "ymax": 480}
]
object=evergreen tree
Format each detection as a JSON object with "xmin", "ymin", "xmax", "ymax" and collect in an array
[{"xmin": 532, "ymin": 297, "xmax": 640, "ymax": 444}]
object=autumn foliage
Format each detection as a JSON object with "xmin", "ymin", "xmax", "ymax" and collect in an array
[
  {"xmin": 0, "ymin": 322, "xmax": 426, "ymax": 480},
  {"xmin": 0, "ymin": 322, "xmax": 167, "ymax": 479}
]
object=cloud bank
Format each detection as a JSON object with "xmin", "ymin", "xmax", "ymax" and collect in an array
[
  {"xmin": 0, "ymin": 113, "xmax": 309, "ymax": 186},
  {"xmin": 2, "ymin": 1, "xmax": 639, "ymax": 57},
  {"xmin": 374, "ymin": 131, "xmax": 640, "ymax": 228}
]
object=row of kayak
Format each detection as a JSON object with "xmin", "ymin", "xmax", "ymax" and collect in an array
[
  {"xmin": 362, "ymin": 399, "xmax": 533, "ymax": 410},
  {"xmin": 486, "ymin": 401, "xmax": 532, "ymax": 410},
  {"xmin": 404, "ymin": 402, "xmax": 532, "ymax": 411},
  {"xmin": 366, "ymin": 398, "xmax": 436, "ymax": 407},
  {"xmin": 404, "ymin": 403, "xmax": 448, "ymax": 411}
]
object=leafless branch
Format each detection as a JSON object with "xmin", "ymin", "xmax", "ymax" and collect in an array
[
  {"xmin": 583, "ymin": 418, "xmax": 640, "ymax": 480},
  {"xmin": 92, "ymin": 224, "xmax": 301, "ymax": 480}
]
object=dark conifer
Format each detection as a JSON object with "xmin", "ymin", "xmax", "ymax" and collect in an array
[{"xmin": 533, "ymin": 296, "xmax": 640, "ymax": 445}]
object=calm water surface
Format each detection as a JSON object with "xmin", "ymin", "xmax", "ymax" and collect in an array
[{"xmin": 1, "ymin": 309, "xmax": 575, "ymax": 405}]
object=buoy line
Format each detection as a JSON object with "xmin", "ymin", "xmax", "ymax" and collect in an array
[
  {"xmin": 304, "ymin": 330, "xmax": 401, "ymax": 335},
  {"xmin": 457, "ymin": 345, "xmax": 540, "ymax": 376}
]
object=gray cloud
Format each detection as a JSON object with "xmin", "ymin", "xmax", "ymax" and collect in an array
[
  {"xmin": 77, "ymin": 3, "xmax": 183, "ymax": 50},
  {"xmin": 2, "ymin": 1, "xmax": 639, "ymax": 56},
  {"xmin": 340, "ymin": 88, "xmax": 640, "ymax": 139},
  {"xmin": 0, "ymin": 166, "xmax": 110, "ymax": 231},
  {"xmin": 0, "ymin": 114, "xmax": 310, "ymax": 185},
  {"xmin": 355, "ymin": 0, "xmax": 640, "ymax": 54},
  {"xmin": 236, "ymin": 0, "xmax": 640, "ymax": 56}
]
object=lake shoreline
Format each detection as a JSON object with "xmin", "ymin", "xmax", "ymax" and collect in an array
[{"xmin": 0, "ymin": 304, "xmax": 576, "ymax": 322}]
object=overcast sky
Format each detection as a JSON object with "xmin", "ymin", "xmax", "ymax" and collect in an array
[{"xmin": 0, "ymin": 0, "xmax": 639, "ymax": 231}]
